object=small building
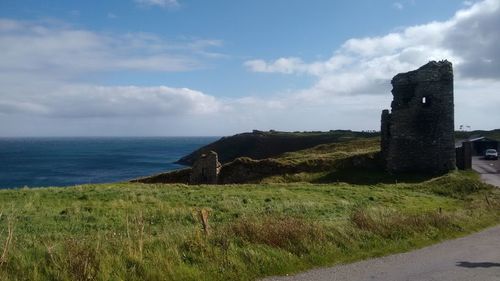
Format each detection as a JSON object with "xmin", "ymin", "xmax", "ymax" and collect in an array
[
  {"xmin": 457, "ymin": 137, "xmax": 499, "ymax": 156},
  {"xmin": 189, "ymin": 151, "xmax": 221, "ymax": 184}
]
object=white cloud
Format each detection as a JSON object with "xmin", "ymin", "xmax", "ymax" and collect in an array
[
  {"xmin": 393, "ymin": 2, "xmax": 404, "ymax": 10},
  {"xmin": 134, "ymin": 0, "xmax": 179, "ymax": 8},
  {"xmin": 1, "ymin": 1, "xmax": 500, "ymax": 136},
  {"xmin": 244, "ymin": 58, "xmax": 307, "ymax": 74},
  {"xmin": 0, "ymin": 18, "xmax": 226, "ymax": 122},
  {"xmin": 0, "ymin": 85, "xmax": 221, "ymax": 118},
  {"xmin": 245, "ymin": 0, "xmax": 499, "ymax": 85},
  {"xmin": 242, "ymin": 0, "xmax": 500, "ymax": 130},
  {"xmin": 0, "ymin": 19, "xmax": 222, "ymax": 75},
  {"xmin": 244, "ymin": 55, "xmax": 353, "ymax": 76}
]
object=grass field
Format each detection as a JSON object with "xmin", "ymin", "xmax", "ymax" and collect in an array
[
  {"xmin": 0, "ymin": 171, "xmax": 499, "ymax": 281},
  {"xmin": 137, "ymin": 137, "xmax": 459, "ymax": 185}
]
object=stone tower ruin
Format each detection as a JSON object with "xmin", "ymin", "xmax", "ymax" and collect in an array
[
  {"xmin": 381, "ymin": 60, "xmax": 456, "ymax": 174},
  {"xmin": 189, "ymin": 151, "xmax": 221, "ymax": 184}
]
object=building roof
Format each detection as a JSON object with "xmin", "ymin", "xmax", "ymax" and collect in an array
[{"xmin": 455, "ymin": 136, "xmax": 499, "ymax": 148}]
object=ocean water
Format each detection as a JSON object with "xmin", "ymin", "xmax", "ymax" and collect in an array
[{"xmin": 0, "ymin": 137, "xmax": 218, "ymax": 189}]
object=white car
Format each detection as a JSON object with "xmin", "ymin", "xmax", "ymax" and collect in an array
[{"xmin": 484, "ymin": 149, "xmax": 498, "ymax": 160}]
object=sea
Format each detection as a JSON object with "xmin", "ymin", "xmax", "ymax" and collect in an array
[{"xmin": 0, "ymin": 137, "xmax": 219, "ymax": 189}]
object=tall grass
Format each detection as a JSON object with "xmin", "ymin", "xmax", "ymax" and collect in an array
[
  {"xmin": 350, "ymin": 208, "xmax": 453, "ymax": 239},
  {"xmin": 0, "ymin": 212, "xmax": 14, "ymax": 269},
  {"xmin": 229, "ymin": 216, "xmax": 326, "ymax": 255},
  {"xmin": 0, "ymin": 171, "xmax": 499, "ymax": 280}
]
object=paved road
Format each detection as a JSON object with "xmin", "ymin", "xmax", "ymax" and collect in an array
[
  {"xmin": 472, "ymin": 156, "xmax": 500, "ymax": 187},
  {"xmin": 263, "ymin": 226, "xmax": 500, "ymax": 281}
]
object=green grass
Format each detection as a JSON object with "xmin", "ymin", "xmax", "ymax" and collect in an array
[
  {"xmin": 274, "ymin": 138, "xmax": 380, "ymax": 164},
  {"xmin": 261, "ymin": 138, "xmax": 435, "ymax": 185},
  {"xmin": 0, "ymin": 171, "xmax": 499, "ymax": 281},
  {"xmin": 215, "ymin": 138, "xmax": 383, "ymax": 184}
]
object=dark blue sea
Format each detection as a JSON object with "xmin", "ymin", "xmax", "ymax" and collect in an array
[{"xmin": 0, "ymin": 137, "xmax": 218, "ymax": 189}]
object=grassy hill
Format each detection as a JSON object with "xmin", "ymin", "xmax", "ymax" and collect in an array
[
  {"xmin": 138, "ymin": 137, "xmax": 430, "ymax": 185},
  {"xmin": 217, "ymin": 138, "xmax": 382, "ymax": 184},
  {"xmin": 167, "ymin": 129, "xmax": 500, "ymax": 186},
  {"xmin": 176, "ymin": 130, "xmax": 379, "ymax": 166},
  {"xmin": 1, "ymin": 172, "xmax": 499, "ymax": 280},
  {"xmin": 3, "ymin": 130, "xmax": 500, "ymax": 280},
  {"xmin": 136, "ymin": 137, "xmax": 383, "ymax": 185},
  {"xmin": 176, "ymin": 129, "xmax": 500, "ymax": 168}
]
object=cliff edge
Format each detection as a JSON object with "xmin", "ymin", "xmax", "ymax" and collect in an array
[{"xmin": 175, "ymin": 130, "xmax": 379, "ymax": 166}]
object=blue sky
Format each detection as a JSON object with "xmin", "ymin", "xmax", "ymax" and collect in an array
[{"xmin": 0, "ymin": 0, "xmax": 499, "ymax": 136}]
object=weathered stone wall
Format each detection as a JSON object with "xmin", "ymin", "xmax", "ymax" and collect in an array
[
  {"xmin": 218, "ymin": 152, "xmax": 382, "ymax": 184},
  {"xmin": 381, "ymin": 61, "xmax": 456, "ymax": 174},
  {"xmin": 456, "ymin": 141, "xmax": 472, "ymax": 170},
  {"xmin": 380, "ymin": 109, "xmax": 391, "ymax": 162},
  {"xmin": 189, "ymin": 151, "xmax": 221, "ymax": 184}
]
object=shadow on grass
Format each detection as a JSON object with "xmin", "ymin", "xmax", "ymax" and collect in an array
[{"xmin": 312, "ymin": 168, "xmax": 436, "ymax": 185}]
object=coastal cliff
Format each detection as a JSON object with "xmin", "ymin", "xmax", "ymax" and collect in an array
[{"xmin": 176, "ymin": 130, "xmax": 379, "ymax": 166}]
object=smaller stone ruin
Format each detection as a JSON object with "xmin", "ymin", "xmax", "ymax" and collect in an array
[
  {"xmin": 189, "ymin": 151, "xmax": 221, "ymax": 184},
  {"xmin": 381, "ymin": 60, "xmax": 456, "ymax": 174}
]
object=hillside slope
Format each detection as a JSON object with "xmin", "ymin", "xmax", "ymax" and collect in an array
[
  {"xmin": 176, "ymin": 129, "xmax": 500, "ymax": 167},
  {"xmin": 1, "ymin": 172, "xmax": 499, "ymax": 281},
  {"xmin": 176, "ymin": 130, "xmax": 379, "ymax": 166},
  {"xmin": 134, "ymin": 137, "xmax": 382, "ymax": 185}
]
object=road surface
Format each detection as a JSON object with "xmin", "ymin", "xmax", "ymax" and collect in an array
[
  {"xmin": 472, "ymin": 156, "xmax": 500, "ymax": 187},
  {"xmin": 262, "ymin": 158, "xmax": 500, "ymax": 281},
  {"xmin": 263, "ymin": 226, "xmax": 500, "ymax": 281}
]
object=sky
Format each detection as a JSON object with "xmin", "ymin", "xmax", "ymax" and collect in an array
[{"xmin": 0, "ymin": 0, "xmax": 499, "ymax": 136}]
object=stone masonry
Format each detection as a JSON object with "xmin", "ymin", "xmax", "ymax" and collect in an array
[
  {"xmin": 381, "ymin": 60, "xmax": 456, "ymax": 174},
  {"xmin": 189, "ymin": 151, "xmax": 221, "ymax": 184}
]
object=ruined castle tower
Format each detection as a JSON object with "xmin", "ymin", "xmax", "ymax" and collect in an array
[
  {"xmin": 189, "ymin": 151, "xmax": 221, "ymax": 184},
  {"xmin": 381, "ymin": 61, "xmax": 456, "ymax": 174}
]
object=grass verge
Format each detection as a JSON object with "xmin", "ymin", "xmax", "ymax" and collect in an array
[{"xmin": 0, "ymin": 171, "xmax": 499, "ymax": 280}]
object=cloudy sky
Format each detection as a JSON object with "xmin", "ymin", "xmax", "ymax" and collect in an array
[{"xmin": 0, "ymin": 0, "xmax": 499, "ymax": 136}]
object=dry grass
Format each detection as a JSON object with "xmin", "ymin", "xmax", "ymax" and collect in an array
[
  {"xmin": 228, "ymin": 216, "xmax": 326, "ymax": 255},
  {"xmin": 0, "ymin": 171, "xmax": 499, "ymax": 280},
  {"xmin": 126, "ymin": 212, "xmax": 146, "ymax": 260},
  {"xmin": 0, "ymin": 212, "xmax": 14, "ymax": 268},
  {"xmin": 276, "ymin": 138, "xmax": 380, "ymax": 164},
  {"xmin": 64, "ymin": 239, "xmax": 100, "ymax": 281},
  {"xmin": 350, "ymin": 208, "xmax": 453, "ymax": 239}
]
